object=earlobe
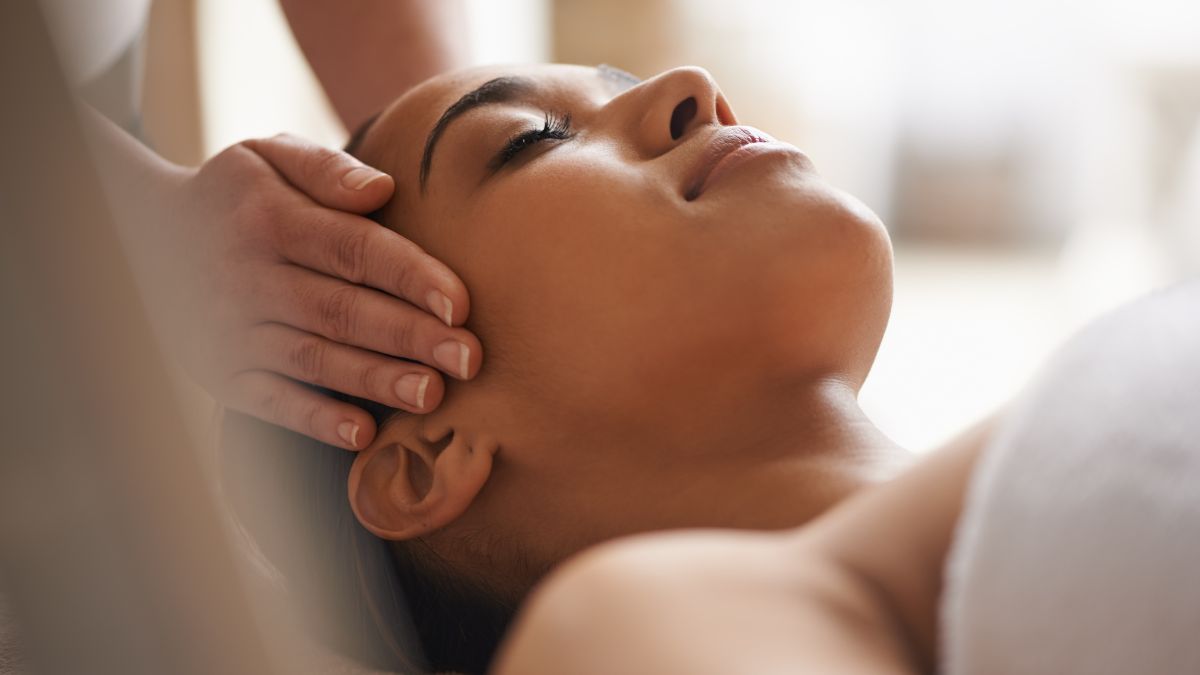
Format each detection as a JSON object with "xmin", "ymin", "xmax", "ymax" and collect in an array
[{"xmin": 348, "ymin": 419, "xmax": 498, "ymax": 540}]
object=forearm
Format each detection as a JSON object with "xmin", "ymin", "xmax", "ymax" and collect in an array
[
  {"xmin": 280, "ymin": 0, "xmax": 468, "ymax": 131},
  {"xmin": 79, "ymin": 104, "xmax": 188, "ymax": 278},
  {"xmin": 77, "ymin": 100, "xmax": 474, "ymax": 449}
]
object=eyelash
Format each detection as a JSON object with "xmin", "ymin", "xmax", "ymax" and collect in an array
[{"xmin": 492, "ymin": 112, "xmax": 574, "ymax": 169}]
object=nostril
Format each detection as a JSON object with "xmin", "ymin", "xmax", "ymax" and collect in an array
[{"xmin": 669, "ymin": 97, "xmax": 698, "ymax": 140}]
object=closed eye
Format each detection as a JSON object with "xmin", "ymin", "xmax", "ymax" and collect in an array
[{"xmin": 490, "ymin": 112, "xmax": 574, "ymax": 171}]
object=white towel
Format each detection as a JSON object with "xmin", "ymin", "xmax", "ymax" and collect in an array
[{"xmin": 941, "ymin": 281, "xmax": 1200, "ymax": 675}]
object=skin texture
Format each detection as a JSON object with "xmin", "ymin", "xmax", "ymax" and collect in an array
[
  {"xmin": 80, "ymin": 3, "xmax": 474, "ymax": 450},
  {"xmin": 281, "ymin": 0, "xmax": 468, "ymax": 130},
  {"xmin": 83, "ymin": 110, "xmax": 480, "ymax": 450},
  {"xmin": 345, "ymin": 64, "xmax": 908, "ymax": 595},
  {"xmin": 493, "ymin": 418, "xmax": 995, "ymax": 674}
]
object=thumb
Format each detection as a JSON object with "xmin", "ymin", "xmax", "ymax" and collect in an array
[{"xmin": 243, "ymin": 132, "xmax": 394, "ymax": 214}]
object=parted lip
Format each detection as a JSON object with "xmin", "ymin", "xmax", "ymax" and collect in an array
[{"xmin": 684, "ymin": 125, "xmax": 777, "ymax": 201}]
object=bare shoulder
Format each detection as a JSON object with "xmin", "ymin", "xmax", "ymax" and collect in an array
[
  {"xmin": 492, "ymin": 421, "xmax": 998, "ymax": 675},
  {"xmin": 791, "ymin": 414, "xmax": 1000, "ymax": 670},
  {"xmin": 492, "ymin": 529, "xmax": 799, "ymax": 675}
]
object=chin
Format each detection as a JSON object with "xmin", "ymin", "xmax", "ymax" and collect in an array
[
  {"xmin": 755, "ymin": 218, "xmax": 893, "ymax": 376},
  {"xmin": 833, "ymin": 187, "xmax": 890, "ymax": 247}
]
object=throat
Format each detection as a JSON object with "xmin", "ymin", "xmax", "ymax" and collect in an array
[{"xmin": 657, "ymin": 378, "xmax": 911, "ymax": 532}]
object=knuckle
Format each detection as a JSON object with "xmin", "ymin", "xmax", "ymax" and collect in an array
[
  {"xmin": 357, "ymin": 363, "xmax": 384, "ymax": 397},
  {"xmin": 228, "ymin": 204, "xmax": 284, "ymax": 256},
  {"xmin": 288, "ymin": 335, "xmax": 326, "ymax": 382},
  {"xmin": 255, "ymin": 200, "xmax": 295, "ymax": 249},
  {"xmin": 329, "ymin": 229, "xmax": 369, "ymax": 283},
  {"xmin": 391, "ymin": 234, "xmax": 426, "ymax": 260},
  {"xmin": 254, "ymin": 379, "xmax": 319, "ymax": 438},
  {"xmin": 244, "ymin": 132, "xmax": 294, "ymax": 156},
  {"xmin": 229, "ymin": 193, "xmax": 272, "ymax": 234},
  {"xmin": 390, "ymin": 259, "xmax": 415, "ymax": 293},
  {"xmin": 205, "ymin": 143, "xmax": 260, "ymax": 187},
  {"xmin": 317, "ymin": 286, "xmax": 359, "ymax": 342},
  {"xmin": 303, "ymin": 146, "xmax": 344, "ymax": 181},
  {"xmin": 300, "ymin": 400, "xmax": 322, "ymax": 438},
  {"xmin": 218, "ymin": 141, "xmax": 254, "ymax": 165},
  {"xmin": 253, "ymin": 382, "xmax": 288, "ymax": 425},
  {"xmin": 389, "ymin": 318, "xmax": 417, "ymax": 355},
  {"xmin": 390, "ymin": 243, "xmax": 442, "ymax": 295}
]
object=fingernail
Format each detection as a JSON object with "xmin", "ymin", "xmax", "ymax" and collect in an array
[
  {"xmin": 341, "ymin": 166, "xmax": 388, "ymax": 191},
  {"xmin": 426, "ymin": 289, "xmax": 454, "ymax": 326},
  {"xmin": 337, "ymin": 421, "xmax": 360, "ymax": 448},
  {"xmin": 433, "ymin": 340, "xmax": 471, "ymax": 380},
  {"xmin": 395, "ymin": 373, "xmax": 430, "ymax": 409}
]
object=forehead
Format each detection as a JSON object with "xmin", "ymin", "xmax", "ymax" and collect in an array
[{"xmin": 364, "ymin": 64, "xmax": 604, "ymax": 189}]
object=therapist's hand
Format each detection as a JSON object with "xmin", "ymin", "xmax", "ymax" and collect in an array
[{"xmin": 162, "ymin": 134, "xmax": 481, "ymax": 449}]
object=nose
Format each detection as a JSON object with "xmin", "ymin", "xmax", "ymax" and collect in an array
[{"xmin": 613, "ymin": 66, "xmax": 737, "ymax": 159}]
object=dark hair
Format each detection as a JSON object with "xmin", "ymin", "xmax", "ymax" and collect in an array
[
  {"xmin": 344, "ymin": 111, "xmax": 381, "ymax": 161},
  {"xmin": 221, "ymin": 397, "xmax": 518, "ymax": 674},
  {"xmin": 338, "ymin": 397, "xmax": 519, "ymax": 675}
]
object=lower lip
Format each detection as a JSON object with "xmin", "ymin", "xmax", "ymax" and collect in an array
[{"xmin": 694, "ymin": 142, "xmax": 804, "ymax": 199}]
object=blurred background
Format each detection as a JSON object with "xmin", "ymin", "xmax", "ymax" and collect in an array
[{"xmin": 179, "ymin": 0, "xmax": 1199, "ymax": 450}]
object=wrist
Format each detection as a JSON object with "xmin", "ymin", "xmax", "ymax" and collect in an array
[{"xmin": 81, "ymin": 103, "xmax": 190, "ymax": 234}]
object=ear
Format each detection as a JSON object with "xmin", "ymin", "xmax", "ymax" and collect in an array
[{"xmin": 347, "ymin": 416, "xmax": 498, "ymax": 540}]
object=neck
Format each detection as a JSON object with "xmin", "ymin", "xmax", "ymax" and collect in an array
[
  {"xmin": 639, "ymin": 377, "xmax": 910, "ymax": 534},
  {"xmin": 496, "ymin": 376, "xmax": 910, "ymax": 584}
]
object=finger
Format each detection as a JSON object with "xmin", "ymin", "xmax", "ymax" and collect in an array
[
  {"xmin": 242, "ymin": 133, "xmax": 394, "ymax": 214},
  {"xmin": 247, "ymin": 322, "xmax": 445, "ymax": 413},
  {"xmin": 259, "ymin": 264, "xmax": 483, "ymax": 380},
  {"xmin": 224, "ymin": 370, "xmax": 377, "ymax": 450},
  {"xmin": 275, "ymin": 208, "xmax": 470, "ymax": 327}
]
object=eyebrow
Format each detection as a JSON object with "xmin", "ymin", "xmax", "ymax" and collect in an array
[{"xmin": 419, "ymin": 76, "xmax": 535, "ymax": 193}]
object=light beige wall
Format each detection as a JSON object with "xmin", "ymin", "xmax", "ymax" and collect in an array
[
  {"xmin": 551, "ymin": 0, "xmax": 901, "ymax": 231},
  {"xmin": 143, "ymin": 0, "xmax": 204, "ymax": 166},
  {"xmin": 197, "ymin": 0, "xmax": 550, "ymax": 157}
]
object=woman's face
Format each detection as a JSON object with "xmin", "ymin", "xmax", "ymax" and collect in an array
[{"xmin": 351, "ymin": 63, "xmax": 893, "ymax": 572}]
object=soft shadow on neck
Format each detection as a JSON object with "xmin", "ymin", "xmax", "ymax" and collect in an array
[{"xmin": 570, "ymin": 376, "xmax": 911, "ymax": 550}]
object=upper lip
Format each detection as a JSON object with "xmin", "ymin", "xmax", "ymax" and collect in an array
[{"xmin": 684, "ymin": 126, "xmax": 774, "ymax": 201}]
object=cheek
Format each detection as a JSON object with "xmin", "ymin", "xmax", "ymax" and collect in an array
[
  {"xmin": 451, "ymin": 160, "xmax": 753, "ymax": 420},
  {"xmin": 431, "ymin": 155, "xmax": 892, "ymax": 429},
  {"xmin": 712, "ymin": 177, "xmax": 895, "ymax": 374}
]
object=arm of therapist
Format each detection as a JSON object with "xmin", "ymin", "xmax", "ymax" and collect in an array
[
  {"xmin": 83, "ymin": 108, "xmax": 481, "ymax": 451},
  {"xmin": 76, "ymin": 1, "xmax": 477, "ymax": 451},
  {"xmin": 279, "ymin": 0, "xmax": 469, "ymax": 131}
]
